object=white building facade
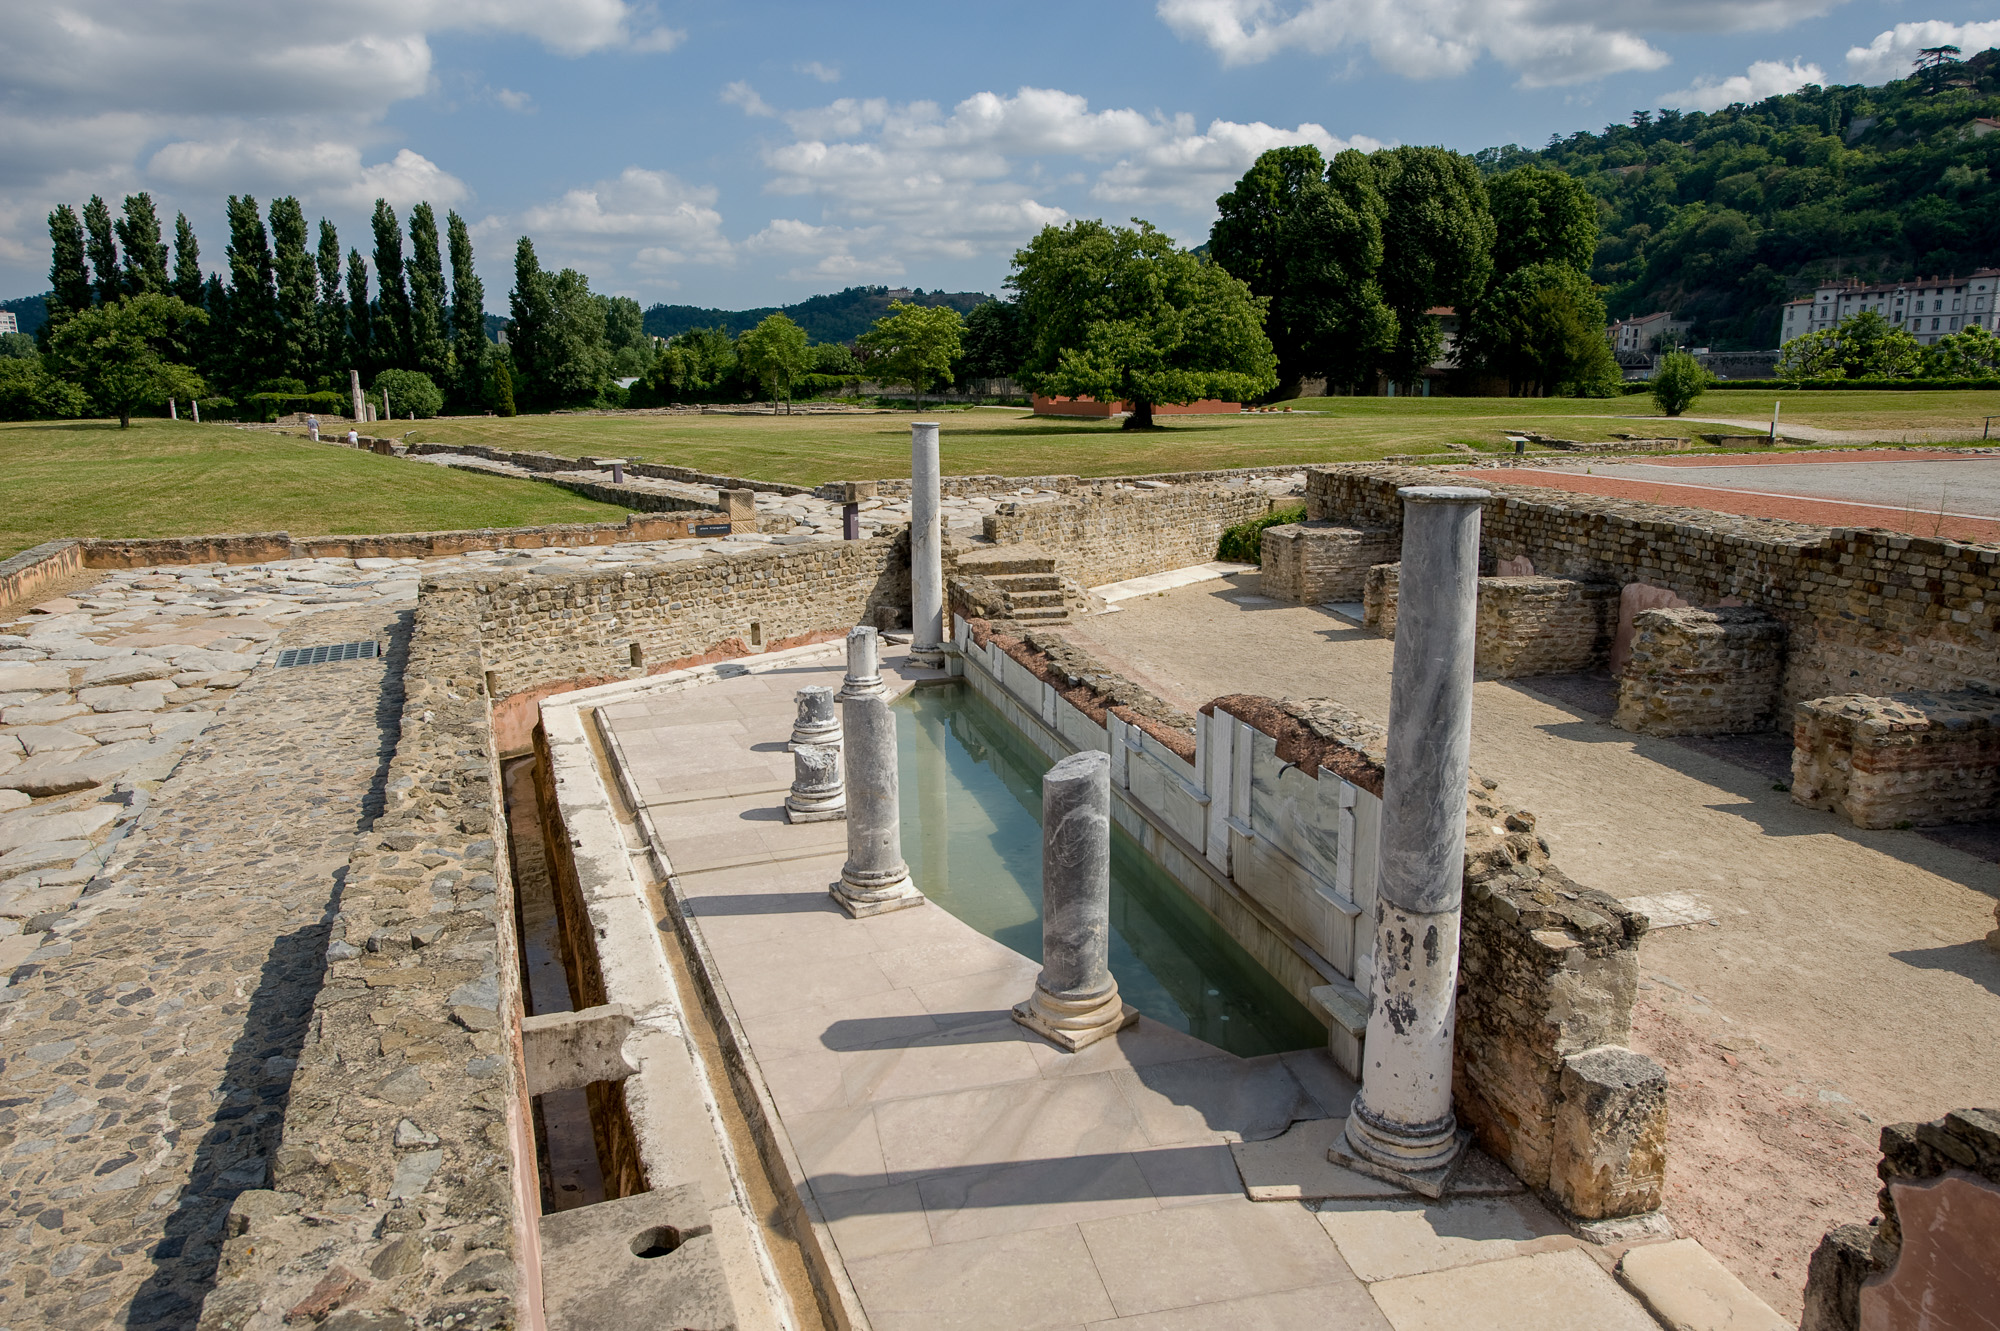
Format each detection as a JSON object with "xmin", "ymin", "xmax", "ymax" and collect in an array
[
  {"xmin": 1780, "ymin": 270, "xmax": 1999, "ymax": 347},
  {"xmin": 0, "ymin": 312, "xmax": 17, "ymax": 336}
]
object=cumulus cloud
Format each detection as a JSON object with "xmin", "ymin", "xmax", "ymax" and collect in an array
[
  {"xmin": 1845, "ymin": 20, "xmax": 2000, "ymax": 82},
  {"xmin": 516, "ymin": 167, "xmax": 733, "ymax": 268},
  {"xmin": 494, "ymin": 88, "xmax": 535, "ymax": 112},
  {"xmin": 1156, "ymin": 0, "xmax": 1837, "ymax": 87},
  {"xmin": 722, "ymin": 81, "xmax": 779, "ymax": 117},
  {"xmin": 796, "ymin": 61, "xmax": 842, "ymax": 83},
  {"xmin": 149, "ymin": 137, "xmax": 468, "ymax": 209},
  {"xmin": 1658, "ymin": 58, "xmax": 1827, "ymax": 111}
]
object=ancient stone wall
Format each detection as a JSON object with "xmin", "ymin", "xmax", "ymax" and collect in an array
[
  {"xmin": 1308, "ymin": 465, "xmax": 2000, "ymax": 708},
  {"xmin": 1791, "ymin": 689, "xmax": 2000, "ymax": 827},
  {"xmin": 201, "ymin": 590, "xmax": 536, "ymax": 1329},
  {"xmin": 983, "ymin": 485, "xmax": 1276, "ymax": 586},
  {"xmin": 1363, "ymin": 563, "xmax": 1399, "ymax": 637},
  {"xmin": 1259, "ymin": 522, "xmax": 1398, "ymax": 604},
  {"xmin": 1613, "ymin": 606, "xmax": 1788, "ymax": 736},
  {"xmin": 1358, "ymin": 567, "xmax": 1616, "ymax": 678},
  {"xmin": 459, "ymin": 535, "xmax": 909, "ymax": 698},
  {"xmin": 0, "ymin": 538, "xmax": 84, "ymax": 611},
  {"xmin": 408, "ymin": 442, "xmax": 815, "ymax": 496}
]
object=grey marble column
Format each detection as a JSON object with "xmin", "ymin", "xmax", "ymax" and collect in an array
[
  {"xmin": 831, "ymin": 693, "xmax": 924, "ymax": 917},
  {"xmin": 786, "ymin": 742, "xmax": 845, "ymax": 823},
  {"xmin": 1013, "ymin": 750, "xmax": 1137, "ymax": 1051},
  {"xmin": 349, "ymin": 368, "xmax": 364, "ymax": 423},
  {"xmin": 836, "ymin": 625, "xmax": 886, "ymax": 701},
  {"xmin": 910, "ymin": 422, "xmax": 944, "ymax": 664},
  {"xmin": 790, "ymin": 685, "xmax": 841, "ymax": 751},
  {"xmin": 1332, "ymin": 484, "xmax": 1487, "ymax": 1198}
]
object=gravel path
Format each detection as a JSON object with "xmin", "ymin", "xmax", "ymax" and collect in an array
[{"xmin": 0, "ymin": 604, "xmax": 406, "ymax": 1327}]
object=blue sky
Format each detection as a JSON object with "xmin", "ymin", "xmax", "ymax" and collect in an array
[{"xmin": 4, "ymin": 0, "xmax": 1997, "ymax": 312}]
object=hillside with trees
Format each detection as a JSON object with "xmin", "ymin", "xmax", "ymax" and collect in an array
[
  {"xmin": 1477, "ymin": 46, "xmax": 2000, "ymax": 349},
  {"xmin": 641, "ymin": 286, "xmax": 990, "ymax": 343}
]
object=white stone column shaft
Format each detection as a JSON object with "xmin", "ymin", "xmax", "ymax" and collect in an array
[
  {"xmin": 790, "ymin": 685, "xmax": 841, "ymax": 750},
  {"xmin": 836, "ymin": 625, "xmax": 885, "ymax": 701},
  {"xmin": 1335, "ymin": 483, "xmax": 1487, "ymax": 1197},
  {"xmin": 910, "ymin": 422, "xmax": 944, "ymax": 662},
  {"xmin": 350, "ymin": 368, "xmax": 364, "ymax": 422},
  {"xmin": 831, "ymin": 694, "xmax": 924, "ymax": 917}
]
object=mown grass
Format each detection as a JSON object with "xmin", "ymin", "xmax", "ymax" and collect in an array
[{"xmin": 0, "ymin": 419, "xmax": 629, "ymax": 559}]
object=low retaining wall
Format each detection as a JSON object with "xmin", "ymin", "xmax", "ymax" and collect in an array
[
  {"xmin": 408, "ymin": 443, "xmax": 815, "ymax": 497},
  {"xmin": 1260, "ymin": 523, "xmax": 1397, "ymax": 604},
  {"xmin": 1791, "ymin": 689, "xmax": 2000, "ymax": 827},
  {"xmin": 0, "ymin": 538, "xmax": 84, "ymax": 610},
  {"xmin": 983, "ymin": 484, "xmax": 1277, "ymax": 586},
  {"xmin": 1613, "ymin": 606, "xmax": 1787, "ymax": 736},
  {"xmin": 1358, "ymin": 567, "xmax": 1616, "ymax": 678},
  {"xmin": 1308, "ymin": 465, "xmax": 2000, "ymax": 709}
]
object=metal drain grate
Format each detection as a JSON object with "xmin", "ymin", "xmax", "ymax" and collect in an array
[{"xmin": 275, "ymin": 640, "xmax": 380, "ymax": 669}]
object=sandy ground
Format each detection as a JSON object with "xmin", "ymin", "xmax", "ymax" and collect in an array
[{"xmin": 1056, "ymin": 574, "xmax": 2000, "ymax": 1318}]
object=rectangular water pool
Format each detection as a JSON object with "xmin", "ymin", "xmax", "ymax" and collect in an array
[{"xmin": 894, "ymin": 683, "xmax": 1325, "ymax": 1058}]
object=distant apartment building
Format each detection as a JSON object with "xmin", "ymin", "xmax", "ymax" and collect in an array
[
  {"xmin": 0, "ymin": 312, "xmax": 16, "ymax": 336},
  {"xmin": 1779, "ymin": 271, "xmax": 1999, "ymax": 347},
  {"xmin": 1607, "ymin": 311, "xmax": 1692, "ymax": 353}
]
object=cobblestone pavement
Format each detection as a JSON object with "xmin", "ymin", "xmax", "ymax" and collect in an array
[{"xmin": 0, "ymin": 604, "xmax": 407, "ymax": 1329}]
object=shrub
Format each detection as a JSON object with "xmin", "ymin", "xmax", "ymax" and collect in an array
[
  {"xmin": 1651, "ymin": 351, "xmax": 1710, "ymax": 417},
  {"xmin": 491, "ymin": 359, "xmax": 517, "ymax": 417},
  {"xmin": 0, "ymin": 358, "xmax": 91, "ymax": 420},
  {"xmin": 1217, "ymin": 505, "xmax": 1304, "ymax": 562},
  {"xmin": 371, "ymin": 368, "xmax": 444, "ymax": 419},
  {"xmin": 195, "ymin": 396, "xmax": 237, "ymax": 420}
]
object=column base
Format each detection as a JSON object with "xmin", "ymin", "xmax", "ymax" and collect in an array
[
  {"xmin": 785, "ymin": 797, "xmax": 846, "ymax": 824},
  {"xmin": 1328, "ymin": 1123, "xmax": 1473, "ymax": 1200},
  {"xmin": 789, "ymin": 726, "xmax": 841, "ymax": 751},
  {"xmin": 829, "ymin": 874, "xmax": 925, "ymax": 918},
  {"xmin": 1011, "ymin": 988, "xmax": 1138, "ymax": 1053}
]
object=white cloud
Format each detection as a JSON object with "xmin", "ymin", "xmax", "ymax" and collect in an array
[
  {"xmin": 1156, "ymin": 0, "xmax": 1837, "ymax": 87},
  {"xmin": 796, "ymin": 61, "xmax": 842, "ymax": 83},
  {"xmin": 1658, "ymin": 58, "xmax": 1827, "ymax": 111},
  {"xmin": 515, "ymin": 167, "xmax": 733, "ymax": 268},
  {"xmin": 494, "ymin": 88, "xmax": 535, "ymax": 112},
  {"xmin": 1846, "ymin": 20, "xmax": 2000, "ymax": 83},
  {"xmin": 722, "ymin": 81, "xmax": 779, "ymax": 118},
  {"xmin": 1093, "ymin": 117, "xmax": 1382, "ymax": 210}
]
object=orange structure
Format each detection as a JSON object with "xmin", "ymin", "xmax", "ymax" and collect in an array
[{"xmin": 1031, "ymin": 394, "xmax": 1240, "ymax": 417}]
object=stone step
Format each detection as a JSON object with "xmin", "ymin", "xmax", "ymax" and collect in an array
[
  {"xmin": 1005, "ymin": 591, "xmax": 1065, "ymax": 609},
  {"xmin": 962, "ymin": 557, "xmax": 1057, "ymax": 576},
  {"xmin": 992, "ymin": 574, "xmax": 1061, "ymax": 591},
  {"xmin": 1007, "ymin": 607, "xmax": 1069, "ymax": 622}
]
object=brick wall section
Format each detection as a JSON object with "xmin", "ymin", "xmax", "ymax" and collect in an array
[
  {"xmin": 203, "ymin": 592, "xmax": 535, "ymax": 1329},
  {"xmin": 983, "ymin": 485, "xmax": 1276, "ymax": 586},
  {"xmin": 1613, "ymin": 606, "xmax": 1787, "ymax": 735},
  {"xmin": 1308, "ymin": 465, "xmax": 2000, "ymax": 707},
  {"xmin": 1363, "ymin": 563, "xmax": 1400, "ymax": 636},
  {"xmin": 459, "ymin": 534, "xmax": 909, "ymax": 698},
  {"xmin": 1358, "ymin": 568, "xmax": 1616, "ymax": 679},
  {"xmin": 1791, "ymin": 689, "xmax": 2000, "ymax": 828},
  {"xmin": 1259, "ymin": 523, "xmax": 1398, "ymax": 603}
]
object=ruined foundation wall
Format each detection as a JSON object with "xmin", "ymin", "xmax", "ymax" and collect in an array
[
  {"xmin": 200, "ymin": 591, "xmax": 537, "ymax": 1329},
  {"xmin": 1791, "ymin": 689, "xmax": 2000, "ymax": 827},
  {"xmin": 1308, "ymin": 466, "xmax": 2000, "ymax": 707},
  {"xmin": 1613, "ymin": 605, "xmax": 1788, "ymax": 736},
  {"xmin": 983, "ymin": 485, "xmax": 1276, "ymax": 586},
  {"xmin": 1259, "ymin": 522, "xmax": 1399, "ymax": 604},
  {"xmin": 1355, "ymin": 568, "xmax": 1617, "ymax": 678}
]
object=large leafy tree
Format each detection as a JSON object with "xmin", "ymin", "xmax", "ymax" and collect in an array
[
  {"xmin": 116, "ymin": 193, "xmax": 169, "ymax": 296},
  {"xmin": 224, "ymin": 195, "xmax": 279, "ymax": 390},
  {"xmin": 506, "ymin": 239, "xmax": 609, "ymax": 407},
  {"xmin": 1486, "ymin": 165, "xmax": 1598, "ymax": 275},
  {"xmin": 1468, "ymin": 263, "xmax": 1621, "ymax": 396},
  {"xmin": 447, "ymin": 211, "xmax": 487, "ymax": 409},
  {"xmin": 47, "ymin": 205, "xmax": 92, "ymax": 326},
  {"xmin": 857, "ymin": 301, "xmax": 964, "ymax": 408},
  {"xmin": 1923, "ymin": 324, "xmax": 2000, "ymax": 377},
  {"xmin": 269, "ymin": 197, "xmax": 318, "ymax": 383},
  {"xmin": 959, "ymin": 300, "xmax": 1025, "ymax": 379},
  {"xmin": 1208, "ymin": 144, "xmax": 1331, "ymax": 392},
  {"xmin": 47, "ymin": 294, "xmax": 207, "ymax": 427},
  {"xmin": 1009, "ymin": 219, "xmax": 1275, "ymax": 428},
  {"xmin": 1280, "ymin": 150, "xmax": 1395, "ymax": 393},
  {"xmin": 82, "ymin": 196, "xmax": 121, "ymax": 307},
  {"xmin": 737, "ymin": 312, "xmax": 812, "ymax": 409},
  {"xmin": 602, "ymin": 295, "xmax": 650, "ymax": 378},
  {"xmin": 371, "ymin": 200, "xmax": 413, "ymax": 369},
  {"xmin": 1373, "ymin": 147, "xmax": 1494, "ymax": 386},
  {"xmin": 1776, "ymin": 309, "xmax": 1922, "ymax": 379},
  {"xmin": 406, "ymin": 203, "xmax": 450, "ymax": 385}
]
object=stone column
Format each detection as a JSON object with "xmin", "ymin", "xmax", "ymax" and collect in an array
[
  {"xmin": 785, "ymin": 743, "xmax": 845, "ymax": 823},
  {"xmin": 382, "ymin": 388, "xmax": 392, "ymax": 421},
  {"xmin": 910, "ymin": 422, "xmax": 944, "ymax": 664},
  {"xmin": 1332, "ymin": 484, "xmax": 1487, "ymax": 1198},
  {"xmin": 169, "ymin": 399, "xmax": 177, "ymax": 421},
  {"xmin": 836, "ymin": 625, "xmax": 886, "ymax": 702},
  {"xmin": 1013, "ymin": 750, "xmax": 1137, "ymax": 1052},
  {"xmin": 192, "ymin": 399, "xmax": 200, "ymax": 423},
  {"xmin": 831, "ymin": 694, "xmax": 924, "ymax": 917},
  {"xmin": 790, "ymin": 685, "xmax": 841, "ymax": 750},
  {"xmin": 350, "ymin": 369, "xmax": 364, "ymax": 422}
]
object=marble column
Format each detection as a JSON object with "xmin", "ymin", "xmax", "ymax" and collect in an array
[
  {"xmin": 785, "ymin": 742, "xmax": 845, "ymax": 823},
  {"xmin": 831, "ymin": 693, "xmax": 924, "ymax": 917},
  {"xmin": 836, "ymin": 625, "xmax": 886, "ymax": 702},
  {"xmin": 790, "ymin": 685, "xmax": 841, "ymax": 750},
  {"xmin": 1013, "ymin": 750, "xmax": 1137, "ymax": 1052},
  {"xmin": 350, "ymin": 368, "xmax": 364, "ymax": 423},
  {"xmin": 910, "ymin": 422, "xmax": 944, "ymax": 664},
  {"xmin": 1332, "ymin": 484, "xmax": 1487, "ymax": 1198}
]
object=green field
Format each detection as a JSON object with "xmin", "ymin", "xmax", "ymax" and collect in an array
[
  {"xmin": 405, "ymin": 389, "xmax": 2000, "ymax": 486},
  {"xmin": 0, "ymin": 420, "xmax": 628, "ymax": 558}
]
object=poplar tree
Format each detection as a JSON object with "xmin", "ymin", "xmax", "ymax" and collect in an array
[
  {"xmin": 370, "ymin": 200, "xmax": 412, "ymax": 368},
  {"xmin": 47, "ymin": 205, "xmax": 92, "ymax": 324},
  {"xmin": 317, "ymin": 220, "xmax": 347, "ymax": 383},
  {"xmin": 345, "ymin": 250, "xmax": 373, "ymax": 377},
  {"xmin": 116, "ymin": 193, "xmax": 169, "ymax": 296},
  {"xmin": 1373, "ymin": 146, "xmax": 1494, "ymax": 387},
  {"xmin": 405, "ymin": 202, "xmax": 450, "ymax": 384},
  {"xmin": 82, "ymin": 196, "xmax": 121, "ymax": 306},
  {"xmin": 171, "ymin": 214, "xmax": 205, "ymax": 306},
  {"xmin": 447, "ymin": 210, "xmax": 487, "ymax": 408},
  {"xmin": 269, "ymin": 197, "xmax": 318, "ymax": 383},
  {"xmin": 507, "ymin": 236, "xmax": 553, "ymax": 405},
  {"xmin": 224, "ymin": 194, "xmax": 279, "ymax": 389}
]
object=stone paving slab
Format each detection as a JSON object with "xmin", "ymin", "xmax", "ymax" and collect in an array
[{"xmin": 0, "ymin": 604, "xmax": 405, "ymax": 1329}]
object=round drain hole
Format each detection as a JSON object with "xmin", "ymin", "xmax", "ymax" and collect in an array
[{"xmin": 631, "ymin": 1225, "xmax": 685, "ymax": 1259}]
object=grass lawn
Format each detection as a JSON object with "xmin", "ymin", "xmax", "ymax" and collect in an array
[
  {"xmin": 404, "ymin": 388, "xmax": 2000, "ymax": 487},
  {"xmin": 0, "ymin": 419, "xmax": 629, "ymax": 559}
]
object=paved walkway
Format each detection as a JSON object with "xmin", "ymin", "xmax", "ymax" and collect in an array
[
  {"xmin": 0, "ymin": 604, "xmax": 405, "ymax": 1328},
  {"xmin": 1057, "ymin": 575, "xmax": 1999, "ymax": 1317},
  {"xmin": 596, "ymin": 654, "xmax": 1664, "ymax": 1330}
]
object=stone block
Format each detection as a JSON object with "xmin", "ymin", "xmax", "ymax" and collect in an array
[
  {"xmin": 536, "ymin": 1182, "xmax": 740, "ymax": 1331},
  {"xmin": 520, "ymin": 1003, "xmax": 637, "ymax": 1096},
  {"xmin": 719, "ymin": 488, "xmax": 756, "ymax": 522},
  {"xmin": 1363, "ymin": 562, "xmax": 1400, "ymax": 637},
  {"xmin": 1548, "ymin": 1046, "xmax": 1668, "ymax": 1222},
  {"xmin": 1791, "ymin": 689, "xmax": 2000, "ymax": 829},
  {"xmin": 1474, "ymin": 577, "xmax": 1617, "ymax": 679},
  {"xmin": 1259, "ymin": 521, "xmax": 1398, "ymax": 604},
  {"xmin": 1617, "ymin": 1237, "xmax": 1789, "ymax": 1331},
  {"xmin": 1801, "ymin": 1223, "xmax": 1876, "ymax": 1331},
  {"xmin": 1614, "ymin": 606, "xmax": 1785, "ymax": 737}
]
